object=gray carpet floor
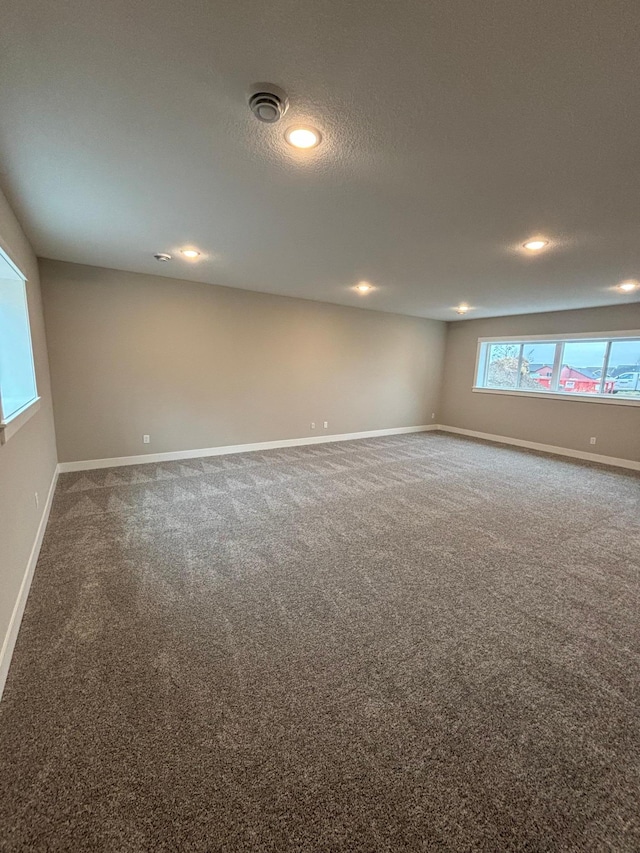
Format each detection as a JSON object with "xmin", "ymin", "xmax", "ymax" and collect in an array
[{"xmin": 1, "ymin": 432, "xmax": 639, "ymax": 852}]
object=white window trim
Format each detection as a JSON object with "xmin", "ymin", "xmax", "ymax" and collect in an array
[
  {"xmin": 0, "ymin": 397, "xmax": 41, "ymax": 443},
  {"xmin": 0, "ymin": 245, "xmax": 40, "ymax": 443},
  {"xmin": 473, "ymin": 330, "xmax": 640, "ymax": 407},
  {"xmin": 476, "ymin": 329, "xmax": 640, "ymax": 343},
  {"xmin": 472, "ymin": 387, "xmax": 640, "ymax": 407}
]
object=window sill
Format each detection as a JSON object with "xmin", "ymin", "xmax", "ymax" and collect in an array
[
  {"xmin": 0, "ymin": 397, "xmax": 41, "ymax": 444},
  {"xmin": 472, "ymin": 388, "xmax": 640, "ymax": 407}
]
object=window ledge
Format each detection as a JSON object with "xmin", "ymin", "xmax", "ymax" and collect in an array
[
  {"xmin": 0, "ymin": 397, "xmax": 41, "ymax": 444},
  {"xmin": 472, "ymin": 388, "xmax": 640, "ymax": 407}
]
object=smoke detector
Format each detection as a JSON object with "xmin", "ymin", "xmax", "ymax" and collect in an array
[
  {"xmin": 154, "ymin": 253, "xmax": 172, "ymax": 262},
  {"xmin": 249, "ymin": 84, "xmax": 289, "ymax": 123}
]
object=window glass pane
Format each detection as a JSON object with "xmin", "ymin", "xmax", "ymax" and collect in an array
[
  {"xmin": 519, "ymin": 343, "xmax": 557, "ymax": 391},
  {"xmin": 477, "ymin": 336, "xmax": 640, "ymax": 401},
  {"xmin": 0, "ymin": 277, "xmax": 37, "ymax": 421},
  {"xmin": 560, "ymin": 340, "xmax": 607, "ymax": 394},
  {"xmin": 607, "ymin": 338, "xmax": 640, "ymax": 398},
  {"xmin": 486, "ymin": 343, "xmax": 521, "ymax": 388}
]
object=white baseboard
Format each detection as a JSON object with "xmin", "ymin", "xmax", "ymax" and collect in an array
[
  {"xmin": 437, "ymin": 425, "xmax": 640, "ymax": 472},
  {"xmin": 0, "ymin": 466, "xmax": 59, "ymax": 700},
  {"xmin": 57, "ymin": 424, "xmax": 439, "ymax": 473}
]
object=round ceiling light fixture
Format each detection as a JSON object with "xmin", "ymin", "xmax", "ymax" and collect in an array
[
  {"xmin": 355, "ymin": 282, "xmax": 373, "ymax": 293},
  {"xmin": 249, "ymin": 85, "xmax": 289, "ymax": 123},
  {"xmin": 154, "ymin": 252, "xmax": 172, "ymax": 262},
  {"xmin": 523, "ymin": 238, "xmax": 549, "ymax": 251},
  {"xmin": 285, "ymin": 126, "xmax": 322, "ymax": 149},
  {"xmin": 456, "ymin": 304, "xmax": 470, "ymax": 315},
  {"xmin": 618, "ymin": 280, "xmax": 638, "ymax": 292},
  {"xmin": 181, "ymin": 249, "xmax": 200, "ymax": 259}
]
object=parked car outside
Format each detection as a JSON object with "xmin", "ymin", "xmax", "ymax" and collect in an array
[{"xmin": 612, "ymin": 372, "xmax": 640, "ymax": 393}]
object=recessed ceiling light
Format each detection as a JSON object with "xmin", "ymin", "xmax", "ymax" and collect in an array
[
  {"xmin": 618, "ymin": 280, "xmax": 638, "ymax": 292},
  {"xmin": 355, "ymin": 282, "xmax": 373, "ymax": 293},
  {"xmin": 154, "ymin": 252, "xmax": 172, "ymax": 262},
  {"xmin": 523, "ymin": 239, "xmax": 549, "ymax": 251},
  {"xmin": 456, "ymin": 304, "xmax": 470, "ymax": 315},
  {"xmin": 285, "ymin": 126, "xmax": 321, "ymax": 149},
  {"xmin": 180, "ymin": 249, "xmax": 200, "ymax": 259}
]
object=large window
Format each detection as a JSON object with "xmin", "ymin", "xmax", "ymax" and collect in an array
[
  {"xmin": 475, "ymin": 332, "xmax": 640, "ymax": 404},
  {"xmin": 0, "ymin": 248, "xmax": 39, "ymax": 440}
]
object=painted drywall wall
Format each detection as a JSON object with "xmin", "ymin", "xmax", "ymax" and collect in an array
[
  {"xmin": 40, "ymin": 260, "xmax": 446, "ymax": 463},
  {"xmin": 0, "ymin": 188, "xmax": 57, "ymax": 688},
  {"xmin": 440, "ymin": 304, "xmax": 640, "ymax": 463}
]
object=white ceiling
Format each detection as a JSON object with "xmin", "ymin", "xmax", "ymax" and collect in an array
[{"xmin": 1, "ymin": 0, "xmax": 639, "ymax": 320}]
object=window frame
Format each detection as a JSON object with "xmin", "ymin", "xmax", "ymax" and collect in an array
[
  {"xmin": 0, "ymin": 247, "xmax": 40, "ymax": 444},
  {"xmin": 473, "ymin": 330, "xmax": 640, "ymax": 407}
]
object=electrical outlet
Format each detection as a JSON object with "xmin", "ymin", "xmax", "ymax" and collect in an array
[
  {"xmin": 323, "ymin": 421, "xmax": 328, "ymax": 429},
  {"xmin": 310, "ymin": 422, "xmax": 315, "ymax": 429},
  {"xmin": 431, "ymin": 412, "xmax": 435, "ymax": 419},
  {"xmin": 143, "ymin": 434, "xmax": 150, "ymax": 444},
  {"xmin": 34, "ymin": 492, "xmax": 39, "ymax": 508},
  {"xmin": 590, "ymin": 437, "xmax": 597, "ymax": 445}
]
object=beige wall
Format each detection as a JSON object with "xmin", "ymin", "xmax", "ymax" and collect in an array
[
  {"xmin": 0, "ymin": 189, "xmax": 58, "ymax": 685},
  {"xmin": 40, "ymin": 260, "xmax": 446, "ymax": 463},
  {"xmin": 440, "ymin": 304, "xmax": 640, "ymax": 463}
]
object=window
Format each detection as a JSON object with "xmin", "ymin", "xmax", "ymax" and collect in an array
[
  {"xmin": 0, "ymin": 248, "xmax": 39, "ymax": 440},
  {"xmin": 474, "ymin": 332, "xmax": 640, "ymax": 405}
]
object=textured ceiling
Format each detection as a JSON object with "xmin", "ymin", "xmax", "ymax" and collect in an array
[{"xmin": 1, "ymin": 0, "xmax": 639, "ymax": 320}]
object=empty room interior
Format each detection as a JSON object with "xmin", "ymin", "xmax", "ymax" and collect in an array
[{"xmin": 1, "ymin": 2, "xmax": 639, "ymax": 850}]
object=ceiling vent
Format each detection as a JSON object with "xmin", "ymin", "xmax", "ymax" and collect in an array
[{"xmin": 248, "ymin": 84, "xmax": 289, "ymax": 123}]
